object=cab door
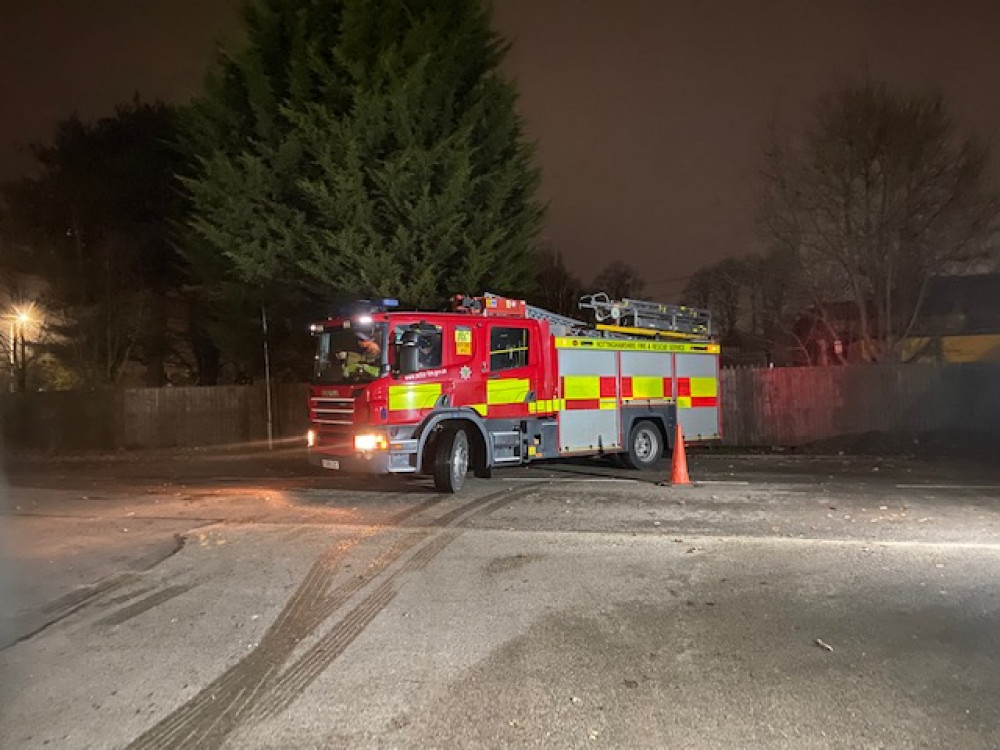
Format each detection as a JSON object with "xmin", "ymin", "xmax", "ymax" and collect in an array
[
  {"xmin": 445, "ymin": 319, "xmax": 484, "ymax": 414},
  {"xmin": 482, "ymin": 320, "xmax": 537, "ymax": 464},
  {"xmin": 484, "ymin": 321, "xmax": 536, "ymax": 420}
]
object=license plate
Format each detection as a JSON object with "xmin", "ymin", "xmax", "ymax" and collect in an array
[{"xmin": 322, "ymin": 459, "xmax": 340, "ymax": 470}]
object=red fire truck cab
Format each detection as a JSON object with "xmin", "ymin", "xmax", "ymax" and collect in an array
[{"xmin": 307, "ymin": 294, "xmax": 720, "ymax": 492}]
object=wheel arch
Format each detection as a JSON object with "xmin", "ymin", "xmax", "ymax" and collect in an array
[
  {"xmin": 621, "ymin": 407, "xmax": 676, "ymax": 452},
  {"xmin": 413, "ymin": 409, "xmax": 492, "ymax": 473}
]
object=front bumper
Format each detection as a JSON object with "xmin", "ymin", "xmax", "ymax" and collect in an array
[{"xmin": 308, "ymin": 441, "xmax": 419, "ymax": 474}]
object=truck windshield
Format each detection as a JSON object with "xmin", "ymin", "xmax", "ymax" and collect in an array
[{"xmin": 313, "ymin": 323, "xmax": 388, "ymax": 384}]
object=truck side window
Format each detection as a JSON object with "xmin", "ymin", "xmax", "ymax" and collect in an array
[
  {"xmin": 490, "ymin": 327, "xmax": 529, "ymax": 372},
  {"xmin": 393, "ymin": 324, "xmax": 442, "ymax": 372}
]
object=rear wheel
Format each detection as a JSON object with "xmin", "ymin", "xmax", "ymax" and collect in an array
[
  {"xmin": 433, "ymin": 425, "xmax": 470, "ymax": 493},
  {"xmin": 624, "ymin": 420, "xmax": 662, "ymax": 471}
]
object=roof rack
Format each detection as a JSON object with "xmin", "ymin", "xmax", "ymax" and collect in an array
[{"xmin": 579, "ymin": 293, "xmax": 713, "ymax": 340}]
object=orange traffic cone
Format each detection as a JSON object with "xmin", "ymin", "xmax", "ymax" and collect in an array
[{"xmin": 670, "ymin": 422, "xmax": 691, "ymax": 485}]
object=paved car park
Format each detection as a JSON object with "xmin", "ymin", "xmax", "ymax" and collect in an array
[{"xmin": 2, "ymin": 449, "xmax": 999, "ymax": 748}]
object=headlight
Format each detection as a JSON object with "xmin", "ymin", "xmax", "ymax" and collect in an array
[
  {"xmin": 307, "ymin": 429, "xmax": 316, "ymax": 447},
  {"xmin": 354, "ymin": 433, "xmax": 388, "ymax": 452}
]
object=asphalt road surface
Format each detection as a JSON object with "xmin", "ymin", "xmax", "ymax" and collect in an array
[{"xmin": 2, "ymin": 448, "xmax": 999, "ymax": 749}]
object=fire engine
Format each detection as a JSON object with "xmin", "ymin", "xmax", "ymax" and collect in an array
[{"xmin": 307, "ymin": 293, "xmax": 720, "ymax": 492}]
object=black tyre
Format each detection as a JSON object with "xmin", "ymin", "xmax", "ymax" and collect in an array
[
  {"xmin": 433, "ymin": 425, "xmax": 470, "ymax": 493},
  {"xmin": 624, "ymin": 420, "xmax": 663, "ymax": 471}
]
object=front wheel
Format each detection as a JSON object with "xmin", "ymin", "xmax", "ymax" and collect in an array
[
  {"xmin": 624, "ymin": 420, "xmax": 663, "ymax": 471},
  {"xmin": 433, "ymin": 425, "xmax": 470, "ymax": 493}
]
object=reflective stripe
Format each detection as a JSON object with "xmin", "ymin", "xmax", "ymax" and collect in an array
[
  {"xmin": 677, "ymin": 396, "xmax": 692, "ymax": 409},
  {"xmin": 487, "ymin": 378, "xmax": 530, "ymax": 405},
  {"xmin": 555, "ymin": 337, "xmax": 720, "ymax": 354},
  {"xmin": 468, "ymin": 403, "xmax": 487, "ymax": 416},
  {"xmin": 599, "ymin": 397, "xmax": 617, "ymax": 410},
  {"xmin": 599, "ymin": 377, "xmax": 616, "ymax": 397},
  {"xmin": 631, "ymin": 376, "xmax": 665, "ymax": 398},
  {"xmin": 529, "ymin": 398, "xmax": 565, "ymax": 413},
  {"xmin": 563, "ymin": 375, "xmax": 600, "ymax": 400},
  {"xmin": 689, "ymin": 377, "xmax": 717, "ymax": 398},
  {"xmin": 388, "ymin": 383, "xmax": 441, "ymax": 411}
]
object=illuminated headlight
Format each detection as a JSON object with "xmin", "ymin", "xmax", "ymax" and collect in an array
[
  {"xmin": 307, "ymin": 429, "xmax": 316, "ymax": 448},
  {"xmin": 354, "ymin": 433, "xmax": 388, "ymax": 452}
]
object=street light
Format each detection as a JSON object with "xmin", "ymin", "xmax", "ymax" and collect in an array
[{"xmin": 7, "ymin": 305, "xmax": 35, "ymax": 393}]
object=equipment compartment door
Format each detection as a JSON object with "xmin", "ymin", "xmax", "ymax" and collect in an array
[
  {"xmin": 674, "ymin": 352, "xmax": 720, "ymax": 440},
  {"xmin": 556, "ymin": 348, "xmax": 620, "ymax": 453}
]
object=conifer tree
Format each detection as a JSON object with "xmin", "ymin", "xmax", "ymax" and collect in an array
[
  {"xmin": 180, "ymin": 0, "xmax": 347, "ymax": 379},
  {"xmin": 184, "ymin": 0, "xmax": 544, "ymax": 313}
]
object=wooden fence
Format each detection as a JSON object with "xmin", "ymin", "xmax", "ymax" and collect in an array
[
  {"xmin": 720, "ymin": 363, "xmax": 1000, "ymax": 446},
  {"xmin": 2, "ymin": 364, "xmax": 998, "ymax": 453},
  {"xmin": 0, "ymin": 383, "xmax": 310, "ymax": 453}
]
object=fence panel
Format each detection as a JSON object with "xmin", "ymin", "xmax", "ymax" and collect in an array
[{"xmin": 721, "ymin": 363, "xmax": 1000, "ymax": 446}]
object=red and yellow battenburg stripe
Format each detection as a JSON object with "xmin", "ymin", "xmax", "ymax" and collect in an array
[
  {"xmin": 549, "ymin": 374, "xmax": 717, "ymax": 411},
  {"xmin": 621, "ymin": 376, "xmax": 672, "ymax": 400},
  {"xmin": 559, "ymin": 375, "xmax": 616, "ymax": 410},
  {"xmin": 676, "ymin": 376, "xmax": 718, "ymax": 409}
]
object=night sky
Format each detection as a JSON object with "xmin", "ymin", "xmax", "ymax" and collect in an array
[{"xmin": 3, "ymin": 0, "xmax": 1000, "ymax": 300}]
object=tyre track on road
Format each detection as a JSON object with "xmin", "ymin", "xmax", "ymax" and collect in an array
[
  {"xmin": 125, "ymin": 529, "xmax": 379, "ymax": 750},
  {"xmin": 251, "ymin": 486, "xmax": 538, "ymax": 722},
  {"xmin": 252, "ymin": 531, "xmax": 459, "ymax": 722},
  {"xmin": 95, "ymin": 584, "xmax": 197, "ymax": 628},
  {"xmin": 127, "ymin": 484, "xmax": 539, "ymax": 750}
]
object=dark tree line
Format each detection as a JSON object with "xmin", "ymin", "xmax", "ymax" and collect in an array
[
  {"xmin": 1, "ymin": 99, "xmax": 189, "ymax": 386},
  {"xmin": 0, "ymin": 0, "xmax": 548, "ymax": 389},
  {"xmin": 9, "ymin": 10, "xmax": 990, "ymax": 388},
  {"xmin": 687, "ymin": 77, "xmax": 999, "ymax": 364}
]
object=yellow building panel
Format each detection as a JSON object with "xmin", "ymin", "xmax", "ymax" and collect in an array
[
  {"xmin": 942, "ymin": 335, "xmax": 1000, "ymax": 363},
  {"xmin": 902, "ymin": 334, "xmax": 1000, "ymax": 363}
]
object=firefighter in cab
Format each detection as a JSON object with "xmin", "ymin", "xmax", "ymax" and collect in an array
[
  {"xmin": 417, "ymin": 335, "xmax": 441, "ymax": 369},
  {"xmin": 339, "ymin": 332, "xmax": 381, "ymax": 379}
]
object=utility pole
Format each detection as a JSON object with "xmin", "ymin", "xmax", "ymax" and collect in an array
[
  {"xmin": 262, "ymin": 307, "xmax": 274, "ymax": 450},
  {"xmin": 16, "ymin": 325, "xmax": 26, "ymax": 392}
]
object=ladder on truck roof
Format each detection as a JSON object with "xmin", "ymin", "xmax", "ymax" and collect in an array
[
  {"xmin": 524, "ymin": 304, "xmax": 588, "ymax": 337},
  {"xmin": 579, "ymin": 292, "xmax": 713, "ymax": 340}
]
